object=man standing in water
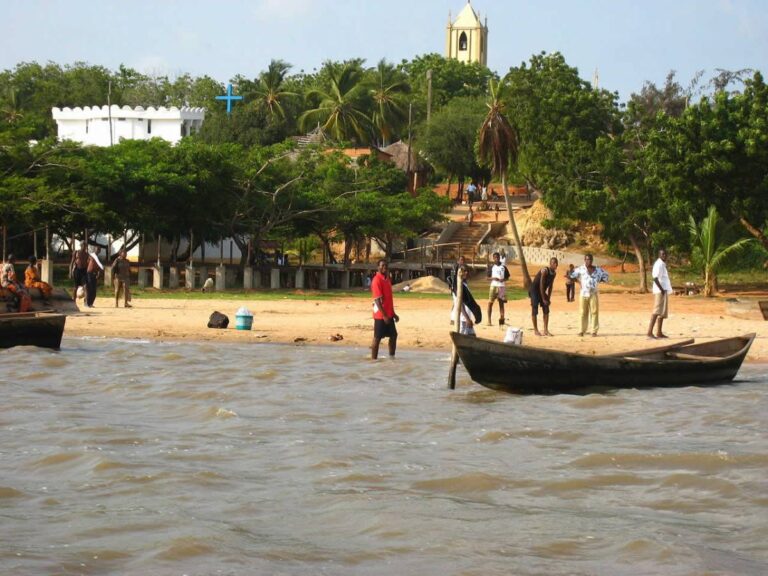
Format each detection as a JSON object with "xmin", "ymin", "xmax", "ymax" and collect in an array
[
  {"xmin": 371, "ymin": 259, "xmax": 399, "ymax": 359},
  {"xmin": 647, "ymin": 248, "xmax": 672, "ymax": 339}
]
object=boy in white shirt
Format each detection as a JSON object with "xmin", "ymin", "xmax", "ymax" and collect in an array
[{"xmin": 647, "ymin": 248, "xmax": 672, "ymax": 339}]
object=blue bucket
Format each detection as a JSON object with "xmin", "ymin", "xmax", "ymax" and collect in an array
[{"xmin": 235, "ymin": 314, "xmax": 253, "ymax": 331}]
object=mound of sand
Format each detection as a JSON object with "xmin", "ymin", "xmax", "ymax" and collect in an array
[{"xmin": 393, "ymin": 275, "xmax": 451, "ymax": 294}]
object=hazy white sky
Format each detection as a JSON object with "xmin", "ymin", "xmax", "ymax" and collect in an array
[{"xmin": 3, "ymin": 0, "xmax": 766, "ymax": 102}]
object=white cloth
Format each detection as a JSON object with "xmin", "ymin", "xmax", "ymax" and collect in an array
[
  {"xmin": 490, "ymin": 263, "xmax": 506, "ymax": 288},
  {"xmin": 88, "ymin": 251, "xmax": 104, "ymax": 270},
  {"xmin": 652, "ymin": 258, "xmax": 672, "ymax": 293}
]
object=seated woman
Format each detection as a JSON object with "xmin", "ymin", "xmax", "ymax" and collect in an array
[
  {"xmin": 25, "ymin": 256, "xmax": 53, "ymax": 299},
  {"xmin": 2, "ymin": 254, "xmax": 32, "ymax": 312}
]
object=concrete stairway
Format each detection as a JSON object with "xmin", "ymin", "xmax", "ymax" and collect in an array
[{"xmin": 442, "ymin": 223, "xmax": 489, "ymax": 263}]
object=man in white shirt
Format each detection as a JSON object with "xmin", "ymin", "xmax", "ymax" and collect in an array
[{"xmin": 647, "ymin": 248, "xmax": 672, "ymax": 339}]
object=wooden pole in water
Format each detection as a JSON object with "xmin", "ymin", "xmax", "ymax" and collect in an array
[{"xmin": 447, "ymin": 271, "xmax": 464, "ymax": 389}]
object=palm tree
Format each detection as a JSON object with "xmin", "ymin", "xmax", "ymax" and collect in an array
[
  {"xmin": 368, "ymin": 59, "xmax": 410, "ymax": 147},
  {"xmin": 249, "ymin": 59, "xmax": 296, "ymax": 118},
  {"xmin": 478, "ymin": 78, "xmax": 532, "ymax": 288},
  {"xmin": 299, "ymin": 63, "xmax": 371, "ymax": 144},
  {"xmin": 688, "ymin": 205, "xmax": 755, "ymax": 296}
]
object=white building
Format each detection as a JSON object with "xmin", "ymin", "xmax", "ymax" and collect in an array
[{"xmin": 52, "ymin": 105, "xmax": 205, "ymax": 146}]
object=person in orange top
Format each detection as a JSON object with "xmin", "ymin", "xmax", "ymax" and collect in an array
[
  {"xmin": 1, "ymin": 254, "xmax": 32, "ymax": 312},
  {"xmin": 370, "ymin": 259, "xmax": 400, "ymax": 360},
  {"xmin": 25, "ymin": 256, "xmax": 53, "ymax": 299}
]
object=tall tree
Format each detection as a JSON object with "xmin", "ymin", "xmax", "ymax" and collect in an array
[
  {"xmin": 247, "ymin": 59, "xmax": 297, "ymax": 119},
  {"xmin": 367, "ymin": 59, "xmax": 410, "ymax": 146},
  {"xmin": 299, "ymin": 62, "xmax": 371, "ymax": 144},
  {"xmin": 478, "ymin": 78, "xmax": 531, "ymax": 288}
]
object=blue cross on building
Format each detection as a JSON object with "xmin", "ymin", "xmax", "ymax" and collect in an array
[{"xmin": 215, "ymin": 84, "xmax": 243, "ymax": 114}]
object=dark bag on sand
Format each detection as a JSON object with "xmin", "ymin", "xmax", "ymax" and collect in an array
[{"xmin": 207, "ymin": 311, "xmax": 229, "ymax": 329}]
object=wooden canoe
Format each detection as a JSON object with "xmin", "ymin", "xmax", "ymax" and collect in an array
[
  {"xmin": 450, "ymin": 332, "xmax": 756, "ymax": 394},
  {"xmin": 0, "ymin": 311, "xmax": 66, "ymax": 350}
]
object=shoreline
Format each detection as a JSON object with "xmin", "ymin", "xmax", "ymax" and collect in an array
[{"xmin": 62, "ymin": 292, "xmax": 768, "ymax": 362}]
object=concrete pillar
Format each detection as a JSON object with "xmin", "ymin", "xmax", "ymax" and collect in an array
[
  {"xmin": 340, "ymin": 270, "xmax": 350, "ymax": 290},
  {"xmin": 168, "ymin": 266, "xmax": 179, "ymax": 289},
  {"xmin": 138, "ymin": 267, "xmax": 148, "ymax": 288},
  {"xmin": 215, "ymin": 264, "xmax": 226, "ymax": 291},
  {"xmin": 41, "ymin": 259, "xmax": 54, "ymax": 286},
  {"xmin": 104, "ymin": 265, "xmax": 113, "ymax": 287},
  {"xmin": 270, "ymin": 268, "xmax": 280, "ymax": 289},
  {"xmin": 185, "ymin": 265, "xmax": 195, "ymax": 290},
  {"xmin": 319, "ymin": 269, "xmax": 328, "ymax": 290},
  {"xmin": 243, "ymin": 266, "xmax": 253, "ymax": 290},
  {"xmin": 295, "ymin": 267, "xmax": 304, "ymax": 289},
  {"xmin": 152, "ymin": 264, "xmax": 164, "ymax": 290}
]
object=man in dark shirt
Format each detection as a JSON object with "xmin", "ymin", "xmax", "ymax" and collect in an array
[{"xmin": 530, "ymin": 257, "xmax": 558, "ymax": 336}]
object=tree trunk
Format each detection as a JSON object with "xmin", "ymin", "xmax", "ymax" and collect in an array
[
  {"xmin": 704, "ymin": 267, "xmax": 716, "ymax": 297},
  {"xmin": 501, "ymin": 174, "xmax": 531, "ymax": 288},
  {"xmin": 628, "ymin": 233, "xmax": 648, "ymax": 293},
  {"xmin": 740, "ymin": 216, "xmax": 768, "ymax": 251}
]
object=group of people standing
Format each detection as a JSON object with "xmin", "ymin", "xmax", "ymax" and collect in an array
[{"xmin": 70, "ymin": 245, "xmax": 132, "ymax": 308}]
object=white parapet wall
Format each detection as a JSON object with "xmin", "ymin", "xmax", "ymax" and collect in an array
[{"xmin": 52, "ymin": 105, "xmax": 205, "ymax": 146}]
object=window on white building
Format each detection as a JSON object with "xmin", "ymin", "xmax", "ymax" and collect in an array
[
  {"xmin": 147, "ymin": 119, "xmax": 152, "ymax": 134},
  {"xmin": 459, "ymin": 32, "xmax": 467, "ymax": 51}
]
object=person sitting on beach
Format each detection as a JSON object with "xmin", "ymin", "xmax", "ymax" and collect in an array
[
  {"xmin": 112, "ymin": 248, "xmax": 132, "ymax": 308},
  {"xmin": 529, "ymin": 257, "xmax": 558, "ymax": 336},
  {"xmin": 2, "ymin": 254, "xmax": 32, "ymax": 312},
  {"xmin": 24, "ymin": 256, "xmax": 53, "ymax": 300},
  {"xmin": 569, "ymin": 254, "xmax": 609, "ymax": 337}
]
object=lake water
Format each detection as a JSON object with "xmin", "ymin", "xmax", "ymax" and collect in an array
[{"xmin": 1, "ymin": 338, "xmax": 767, "ymax": 576}]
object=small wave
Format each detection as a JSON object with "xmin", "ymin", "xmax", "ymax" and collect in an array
[
  {"xmin": 412, "ymin": 472, "xmax": 510, "ymax": 494},
  {"xmin": 534, "ymin": 473, "xmax": 651, "ymax": 494},
  {"xmin": 0, "ymin": 486, "xmax": 26, "ymax": 499},
  {"xmin": 155, "ymin": 537, "xmax": 215, "ymax": 561},
  {"xmin": 570, "ymin": 451, "xmax": 768, "ymax": 472},
  {"xmin": 206, "ymin": 407, "xmax": 238, "ymax": 419}
]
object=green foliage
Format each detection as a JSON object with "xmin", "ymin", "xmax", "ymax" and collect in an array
[
  {"xmin": 417, "ymin": 96, "xmax": 487, "ymax": 188},
  {"xmin": 688, "ymin": 206, "xmax": 756, "ymax": 296}
]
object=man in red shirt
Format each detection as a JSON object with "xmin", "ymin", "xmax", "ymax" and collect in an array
[{"xmin": 371, "ymin": 259, "xmax": 400, "ymax": 359}]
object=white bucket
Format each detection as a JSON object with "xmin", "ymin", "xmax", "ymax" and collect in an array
[{"xmin": 504, "ymin": 327, "xmax": 524, "ymax": 345}]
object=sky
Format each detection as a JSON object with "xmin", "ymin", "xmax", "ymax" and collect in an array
[{"xmin": 2, "ymin": 0, "xmax": 767, "ymax": 103}]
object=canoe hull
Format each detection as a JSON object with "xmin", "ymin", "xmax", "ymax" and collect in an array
[
  {"xmin": 451, "ymin": 333, "xmax": 755, "ymax": 394},
  {"xmin": 0, "ymin": 313, "xmax": 66, "ymax": 350}
]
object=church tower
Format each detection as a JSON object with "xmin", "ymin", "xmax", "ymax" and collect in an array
[{"xmin": 445, "ymin": 1, "xmax": 488, "ymax": 66}]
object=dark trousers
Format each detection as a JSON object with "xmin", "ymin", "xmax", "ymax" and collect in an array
[
  {"xmin": 86, "ymin": 272, "xmax": 98, "ymax": 306},
  {"xmin": 566, "ymin": 283, "xmax": 575, "ymax": 302}
]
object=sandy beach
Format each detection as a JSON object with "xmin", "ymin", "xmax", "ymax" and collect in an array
[{"xmin": 63, "ymin": 288, "xmax": 768, "ymax": 361}]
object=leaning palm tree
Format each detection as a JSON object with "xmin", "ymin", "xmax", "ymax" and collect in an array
[
  {"xmin": 299, "ymin": 63, "xmax": 371, "ymax": 144},
  {"xmin": 249, "ymin": 59, "xmax": 296, "ymax": 118},
  {"xmin": 688, "ymin": 205, "xmax": 755, "ymax": 296},
  {"xmin": 478, "ymin": 77, "xmax": 532, "ymax": 288},
  {"xmin": 368, "ymin": 59, "xmax": 410, "ymax": 147}
]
